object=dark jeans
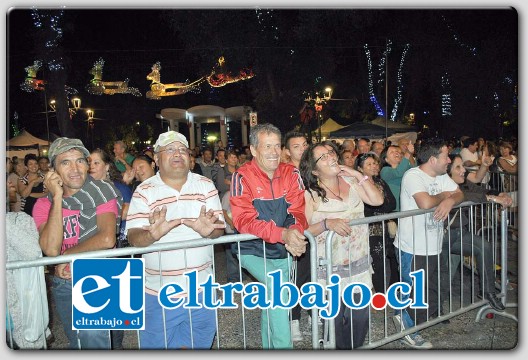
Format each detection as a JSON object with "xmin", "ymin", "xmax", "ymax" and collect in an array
[
  {"xmin": 396, "ymin": 251, "xmax": 440, "ymax": 326},
  {"xmin": 292, "ymin": 242, "xmax": 311, "ymax": 321},
  {"xmin": 441, "ymin": 227, "xmax": 496, "ymax": 294},
  {"xmin": 369, "ymin": 235, "xmax": 400, "ymax": 293},
  {"xmin": 335, "ymin": 293, "xmax": 369, "ymax": 349},
  {"xmin": 51, "ymin": 276, "xmax": 111, "ymax": 349}
]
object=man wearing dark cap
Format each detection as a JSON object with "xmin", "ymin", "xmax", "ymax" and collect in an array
[
  {"xmin": 33, "ymin": 137, "xmax": 123, "ymax": 349},
  {"xmin": 126, "ymin": 130, "xmax": 225, "ymax": 349}
]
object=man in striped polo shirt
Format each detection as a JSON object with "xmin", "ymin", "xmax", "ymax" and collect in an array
[{"xmin": 126, "ymin": 130, "xmax": 225, "ymax": 349}]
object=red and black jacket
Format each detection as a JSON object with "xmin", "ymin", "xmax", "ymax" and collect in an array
[{"xmin": 229, "ymin": 160, "xmax": 308, "ymax": 259}]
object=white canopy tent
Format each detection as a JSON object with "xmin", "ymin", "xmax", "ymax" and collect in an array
[
  {"xmin": 313, "ymin": 118, "xmax": 347, "ymax": 139},
  {"xmin": 7, "ymin": 130, "xmax": 50, "ymax": 159}
]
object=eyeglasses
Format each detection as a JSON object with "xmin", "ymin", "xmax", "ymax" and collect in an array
[
  {"xmin": 157, "ymin": 147, "xmax": 189, "ymax": 156},
  {"xmin": 315, "ymin": 149, "xmax": 336, "ymax": 163},
  {"xmin": 359, "ymin": 153, "xmax": 378, "ymax": 161}
]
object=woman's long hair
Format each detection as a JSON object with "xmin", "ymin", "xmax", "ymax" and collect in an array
[
  {"xmin": 91, "ymin": 148, "xmax": 124, "ymax": 183},
  {"xmin": 299, "ymin": 141, "xmax": 339, "ymax": 203}
]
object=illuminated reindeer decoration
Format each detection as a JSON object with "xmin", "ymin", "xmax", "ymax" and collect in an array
[
  {"xmin": 20, "ymin": 60, "xmax": 46, "ymax": 92},
  {"xmin": 86, "ymin": 58, "xmax": 141, "ymax": 96},
  {"xmin": 146, "ymin": 62, "xmax": 193, "ymax": 100}
]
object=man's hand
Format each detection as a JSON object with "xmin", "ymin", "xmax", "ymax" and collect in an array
[
  {"xmin": 283, "ymin": 228, "xmax": 307, "ymax": 257},
  {"xmin": 141, "ymin": 205, "xmax": 182, "ymax": 242},
  {"xmin": 122, "ymin": 168, "xmax": 136, "ymax": 185},
  {"xmin": 433, "ymin": 196, "xmax": 456, "ymax": 222},
  {"xmin": 183, "ymin": 205, "xmax": 222, "ymax": 238},
  {"xmin": 44, "ymin": 170, "xmax": 63, "ymax": 198},
  {"xmin": 55, "ymin": 263, "xmax": 71, "ymax": 280}
]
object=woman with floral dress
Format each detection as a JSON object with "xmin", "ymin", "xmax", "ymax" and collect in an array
[{"xmin": 299, "ymin": 141, "xmax": 383, "ymax": 349}]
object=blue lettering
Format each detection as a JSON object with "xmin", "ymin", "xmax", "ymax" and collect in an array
[
  {"xmin": 158, "ymin": 284, "xmax": 185, "ymax": 309},
  {"xmin": 219, "ymin": 282, "xmax": 244, "ymax": 309},
  {"xmin": 201, "ymin": 275, "xmax": 221, "ymax": 308},
  {"xmin": 410, "ymin": 269, "xmax": 428, "ymax": 308},
  {"xmin": 319, "ymin": 274, "xmax": 340, "ymax": 319},
  {"xmin": 300, "ymin": 282, "xmax": 327, "ymax": 309},
  {"xmin": 243, "ymin": 282, "xmax": 269, "ymax": 309},
  {"xmin": 342, "ymin": 283, "xmax": 371, "ymax": 309},
  {"xmin": 269, "ymin": 270, "xmax": 298, "ymax": 309},
  {"xmin": 386, "ymin": 282, "xmax": 411, "ymax": 309},
  {"xmin": 184, "ymin": 271, "xmax": 200, "ymax": 308}
]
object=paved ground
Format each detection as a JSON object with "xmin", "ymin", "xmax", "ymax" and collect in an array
[{"xmin": 40, "ymin": 234, "xmax": 518, "ymax": 351}]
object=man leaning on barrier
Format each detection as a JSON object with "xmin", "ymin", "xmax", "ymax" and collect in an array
[
  {"xmin": 126, "ymin": 130, "xmax": 225, "ymax": 349},
  {"xmin": 394, "ymin": 138, "xmax": 464, "ymax": 349},
  {"xmin": 230, "ymin": 123, "xmax": 308, "ymax": 349},
  {"xmin": 33, "ymin": 137, "xmax": 123, "ymax": 349}
]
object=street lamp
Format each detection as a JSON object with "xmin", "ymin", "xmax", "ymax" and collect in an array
[
  {"xmin": 49, "ymin": 97, "xmax": 96, "ymax": 148},
  {"xmin": 49, "ymin": 97, "xmax": 84, "ymax": 119},
  {"xmin": 304, "ymin": 87, "xmax": 332, "ymax": 142}
]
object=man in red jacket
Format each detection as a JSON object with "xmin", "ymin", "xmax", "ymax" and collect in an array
[{"xmin": 230, "ymin": 123, "xmax": 308, "ymax": 349}]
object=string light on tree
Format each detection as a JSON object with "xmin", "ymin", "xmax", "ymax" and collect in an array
[
  {"xmin": 364, "ymin": 44, "xmax": 385, "ymax": 117},
  {"xmin": 11, "ymin": 112, "xmax": 20, "ymax": 137},
  {"xmin": 493, "ymin": 92, "xmax": 499, "ymax": 112},
  {"xmin": 441, "ymin": 15, "xmax": 477, "ymax": 56},
  {"xmin": 441, "ymin": 72, "xmax": 452, "ymax": 117},
  {"xmin": 255, "ymin": 8, "xmax": 279, "ymax": 41},
  {"xmin": 31, "ymin": 7, "xmax": 66, "ymax": 70},
  {"xmin": 377, "ymin": 39, "xmax": 392, "ymax": 86},
  {"xmin": 390, "ymin": 43, "xmax": 410, "ymax": 121}
]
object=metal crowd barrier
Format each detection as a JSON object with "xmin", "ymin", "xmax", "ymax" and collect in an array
[
  {"xmin": 315, "ymin": 201, "xmax": 517, "ymax": 349},
  {"xmin": 5, "ymin": 201, "xmax": 516, "ymax": 350},
  {"xmin": 484, "ymin": 170, "xmax": 518, "ymax": 234}
]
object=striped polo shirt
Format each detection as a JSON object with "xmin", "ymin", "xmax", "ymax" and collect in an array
[{"xmin": 126, "ymin": 171, "xmax": 224, "ymax": 297}]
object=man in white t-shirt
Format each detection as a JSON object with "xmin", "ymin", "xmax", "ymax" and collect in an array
[
  {"xmin": 459, "ymin": 137, "xmax": 480, "ymax": 171},
  {"xmin": 393, "ymin": 139, "xmax": 464, "ymax": 349}
]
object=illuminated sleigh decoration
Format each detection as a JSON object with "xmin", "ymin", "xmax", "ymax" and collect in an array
[
  {"xmin": 20, "ymin": 60, "xmax": 46, "ymax": 92},
  {"xmin": 145, "ymin": 57, "xmax": 255, "ymax": 99},
  {"xmin": 86, "ymin": 58, "xmax": 141, "ymax": 96},
  {"xmin": 206, "ymin": 57, "xmax": 255, "ymax": 88},
  {"xmin": 146, "ymin": 62, "xmax": 195, "ymax": 100},
  {"xmin": 20, "ymin": 60, "xmax": 78, "ymax": 95}
]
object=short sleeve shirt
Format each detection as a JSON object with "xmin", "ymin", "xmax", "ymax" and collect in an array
[{"xmin": 395, "ymin": 168, "xmax": 458, "ymax": 256}]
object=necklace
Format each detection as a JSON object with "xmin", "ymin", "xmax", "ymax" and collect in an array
[{"xmin": 320, "ymin": 177, "xmax": 342, "ymax": 201}]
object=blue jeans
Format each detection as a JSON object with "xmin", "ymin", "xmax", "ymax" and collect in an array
[
  {"xmin": 51, "ymin": 276, "xmax": 111, "ymax": 349},
  {"xmin": 238, "ymin": 254, "xmax": 292, "ymax": 349},
  {"xmin": 395, "ymin": 251, "xmax": 416, "ymax": 330},
  {"xmin": 395, "ymin": 250, "xmax": 440, "ymax": 326},
  {"xmin": 140, "ymin": 293, "xmax": 216, "ymax": 349}
]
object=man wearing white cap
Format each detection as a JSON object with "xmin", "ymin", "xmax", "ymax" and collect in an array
[
  {"xmin": 126, "ymin": 130, "xmax": 225, "ymax": 349},
  {"xmin": 33, "ymin": 137, "xmax": 123, "ymax": 349}
]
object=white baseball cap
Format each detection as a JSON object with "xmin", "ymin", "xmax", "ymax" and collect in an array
[{"xmin": 153, "ymin": 131, "xmax": 189, "ymax": 152}]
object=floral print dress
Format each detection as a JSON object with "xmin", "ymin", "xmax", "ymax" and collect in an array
[{"xmin": 307, "ymin": 176, "xmax": 373, "ymax": 290}]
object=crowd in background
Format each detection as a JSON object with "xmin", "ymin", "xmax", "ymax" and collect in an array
[{"xmin": 5, "ymin": 129, "xmax": 518, "ymax": 350}]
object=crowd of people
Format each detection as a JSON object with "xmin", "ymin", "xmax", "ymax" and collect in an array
[{"xmin": 5, "ymin": 126, "xmax": 517, "ymax": 350}]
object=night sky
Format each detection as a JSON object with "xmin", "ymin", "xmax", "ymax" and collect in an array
[{"xmin": 7, "ymin": 7, "xmax": 518, "ymax": 148}]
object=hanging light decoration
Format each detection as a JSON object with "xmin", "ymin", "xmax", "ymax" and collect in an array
[
  {"xmin": 390, "ymin": 43, "xmax": 410, "ymax": 121},
  {"xmin": 86, "ymin": 58, "xmax": 142, "ymax": 96},
  {"xmin": 441, "ymin": 71, "xmax": 452, "ymax": 117},
  {"xmin": 146, "ymin": 61, "xmax": 202, "ymax": 99},
  {"xmin": 364, "ymin": 44, "xmax": 385, "ymax": 117},
  {"xmin": 442, "ymin": 15, "xmax": 477, "ymax": 56},
  {"xmin": 20, "ymin": 60, "xmax": 46, "ymax": 92}
]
